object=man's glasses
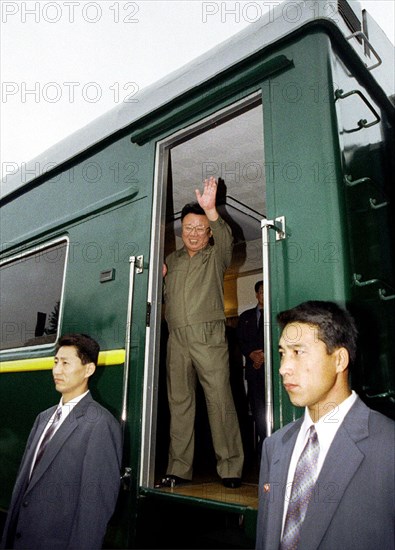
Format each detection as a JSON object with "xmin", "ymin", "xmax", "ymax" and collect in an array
[{"xmin": 182, "ymin": 225, "xmax": 210, "ymax": 235}]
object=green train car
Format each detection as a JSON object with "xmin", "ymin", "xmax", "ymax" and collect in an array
[{"xmin": 1, "ymin": 1, "xmax": 394, "ymax": 547}]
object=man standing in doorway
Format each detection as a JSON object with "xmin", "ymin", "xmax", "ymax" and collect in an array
[
  {"xmin": 237, "ymin": 280, "xmax": 266, "ymax": 457},
  {"xmin": 161, "ymin": 177, "xmax": 244, "ymax": 489}
]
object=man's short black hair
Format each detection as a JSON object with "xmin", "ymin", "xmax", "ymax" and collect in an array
[
  {"xmin": 255, "ymin": 280, "xmax": 263, "ymax": 293},
  {"xmin": 277, "ymin": 300, "xmax": 358, "ymax": 365},
  {"xmin": 56, "ymin": 334, "xmax": 100, "ymax": 366},
  {"xmin": 181, "ymin": 202, "xmax": 206, "ymax": 221}
]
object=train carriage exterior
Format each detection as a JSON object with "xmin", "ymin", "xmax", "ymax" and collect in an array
[{"xmin": 1, "ymin": 1, "xmax": 394, "ymax": 547}]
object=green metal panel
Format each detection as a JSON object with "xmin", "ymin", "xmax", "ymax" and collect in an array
[
  {"xmin": 262, "ymin": 31, "xmax": 351, "ymax": 428},
  {"xmin": 332, "ymin": 47, "xmax": 395, "ymax": 419},
  {"xmin": 0, "ymin": 136, "xmax": 154, "ymax": 548}
]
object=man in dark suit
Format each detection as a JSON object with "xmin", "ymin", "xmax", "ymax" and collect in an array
[
  {"xmin": 237, "ymin": 280, "xmax": 265, "ymax": 456},
  {"xmin": 1, "ymin": 334, "xmax": 122, "ymax": 550},
  {"xmin": 256, "ymin": 301, "xmax": 395, "ymax": 550}
]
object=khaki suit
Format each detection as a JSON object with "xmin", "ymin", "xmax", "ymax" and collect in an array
[{"xmin": 164, "ymin": 216, "xmax": 243, "ymax": 479}]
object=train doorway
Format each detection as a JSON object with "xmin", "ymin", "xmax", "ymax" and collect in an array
[{"xmin": 143, "ymin": 93, "xmax": 267, "ymax": 502}]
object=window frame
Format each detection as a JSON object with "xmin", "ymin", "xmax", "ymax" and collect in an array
[{"xmin": 0, "ymin": 236, "xmax": 69, "ymax": 354}]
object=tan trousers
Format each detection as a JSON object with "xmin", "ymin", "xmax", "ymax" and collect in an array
[{"xmin": 166, "ymin": 321, "xmax": 244, "ymax": 480}]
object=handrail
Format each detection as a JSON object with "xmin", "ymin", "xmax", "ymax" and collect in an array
[
  {"xmin": 345, "ymin": 31, "xmax": 382, "ymax": 71},
  {"xmin": 334, "ymin": 88, "xmax": 380, "ymax": 132},
  {"xmin": 353, "ymin": 273, "xmax": 395, "ymax": 302},
  {"xmin": 261, "ymin": 216, "xmax": 286, "ymax": 437},
  {"xmin": 121, "ymin": 255, "xmax": 144, "ymax": 434}
]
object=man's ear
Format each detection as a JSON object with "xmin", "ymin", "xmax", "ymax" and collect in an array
[
  {"xmin": 85, "ymin": 362, "xmax": 96, "ymax": 379},
  {"xmin": 335, "ymin": 347, "xmax": 349, "ymax": 373}
]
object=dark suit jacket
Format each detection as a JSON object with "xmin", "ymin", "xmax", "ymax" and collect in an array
[
  {"xmin": 1, "ymin": 392, "xmax": 122, "ymax": 550},
  {"xmin": 237, "ymin": 306, "xmax": 264, "ymax": 380},
  {"xmin": 256, "ymin": 397, "xmax": 395, "ymax": 550}
]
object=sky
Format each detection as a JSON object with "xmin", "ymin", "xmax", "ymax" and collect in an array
[{"xmin": 1, "ymin": 0, "xmax": 394, "ymax": 182}]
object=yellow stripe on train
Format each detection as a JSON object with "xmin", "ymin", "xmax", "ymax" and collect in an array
[{"xmin": 0, "ymin": 349, "xmax": 126, "ymax": 373}]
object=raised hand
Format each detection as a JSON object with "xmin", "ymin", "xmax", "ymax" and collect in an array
[{"xmin": 195, "ymin": 177, "xmax": 217, "ymax": 213}]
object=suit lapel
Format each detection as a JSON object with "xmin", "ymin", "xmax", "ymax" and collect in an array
[
  {"xmin": 16, "ymin": 407, "xmax": 57, "ymax": 489},
  {"xmin": 264, "ymin": 418, "xmax": 303, "ymax": 549},
  {"xmin": 299, "ymin": 398, "xmax": 370, "ymax": 550},
  {"xmin": 26, "ymin": 393, "xmax": 93, "ymax": 493}
]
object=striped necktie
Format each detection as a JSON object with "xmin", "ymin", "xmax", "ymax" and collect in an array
[
  {"xmin": 280, "ymin": 425, "xmax": 320, "ymax": 550},
  {"xmin": 31, "ymin": 407, "xmax": 62, "ymax": 475}
]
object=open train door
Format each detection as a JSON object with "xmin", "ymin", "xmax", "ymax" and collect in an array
[{"xmin": 136, "ymin": 93, "xmax": 270, "ymax": 547}]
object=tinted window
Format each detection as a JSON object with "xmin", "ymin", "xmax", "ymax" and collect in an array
[{"xmin": 0, "ymin": 240, "xmax": 67, "ymax": 351}]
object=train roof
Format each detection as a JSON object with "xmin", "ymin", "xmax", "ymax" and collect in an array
[{"xmin": 2, "ymin": 0, "xmax": 394, "ymax": 201}]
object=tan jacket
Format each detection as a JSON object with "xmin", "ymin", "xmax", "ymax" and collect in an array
[{"xmin": 164, "ymin": 216, "xmax": 233, "ymax": 330}]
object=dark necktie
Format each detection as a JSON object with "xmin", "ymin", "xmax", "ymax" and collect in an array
[
  {"xmin": 280, "ymin": 425, "xmax": 320, "ymax": 550},
  {"xmin": 31, "ymin": 407, "xmax": 62, "ymax": 475},
  {"xmin": 258, "ymin": 309, "xmax": 263, "ymax": 331}
]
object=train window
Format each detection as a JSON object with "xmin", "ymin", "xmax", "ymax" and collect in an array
[{"xmin": 0, "ymin": 239, "xmax": 68, "ymax": 351}]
